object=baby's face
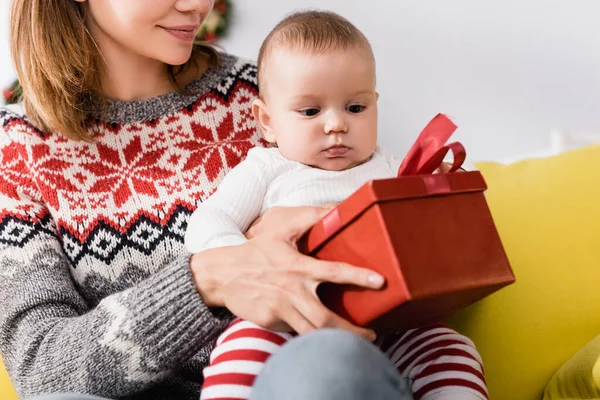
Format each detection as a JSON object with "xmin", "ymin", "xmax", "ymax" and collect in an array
[{"xmin": 259, "ymin": 47, "xmax": 378, "ymax": 171}]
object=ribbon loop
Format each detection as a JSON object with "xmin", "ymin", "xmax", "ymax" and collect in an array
[{"xmin": 397, "ymin": 114, "xmax": 466, "ymax": 177}]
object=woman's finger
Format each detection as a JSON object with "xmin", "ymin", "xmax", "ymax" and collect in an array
[
  {"xmin": 301, "ymin": 257, "xmax": 385, "ymax": 289},
  {"xmin": 226, "ymin": 280, "xmax": 315, "ymax": 334},
  {"xmin": 326, "ymin": 313, "xmax": 377, "ymax": 341},
  {"xmin": 247, "ymin": 206, "xmax": 321, "ymax": 239},
  {"xmin": 270, "ymin": 296, "xmax": 316, "ymax": 335},
  {"xmin": 275, "ymin": 207, "xmax": 332, "ymax": 242},
  {"xmin": 281, "ymin": 306, "xmax": 317, "ymax": 335},
  {"xmin": 270, "ymin": 309, "xmax": 315, "ymax": 335},
  {"xmin": 245, "ymin": 215, "xmax": 263, "ymax": 239},
  {"xmin": 291, "ymin": 285, "xmax": 376, "ymax": 340}
]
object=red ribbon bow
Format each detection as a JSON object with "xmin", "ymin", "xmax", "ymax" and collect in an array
[{"xmin": 397, "ymin": 114, "xmax": 466, "ymax": 177}]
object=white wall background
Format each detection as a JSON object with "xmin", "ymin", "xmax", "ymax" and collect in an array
[
  {"xmin": 0, "ymin": 3, "xmax": 12, "ymax": 89},
  {"xmin": 1, "ymin": 1, "xmax": 599, "ymax": 162}
]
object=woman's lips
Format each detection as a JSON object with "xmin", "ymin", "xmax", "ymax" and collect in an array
[
  {"xmin": 160, "ymin": 25, "xmax": 199, "ymax": 42},
  {"xmin": 324, "ymin": 146, "xmax": 350, "ymax": 157}
]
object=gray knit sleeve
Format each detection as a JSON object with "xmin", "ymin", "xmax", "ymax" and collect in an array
[{"xmin": 0, "ymin": 224, "xmax": 230, "ymax": 398}]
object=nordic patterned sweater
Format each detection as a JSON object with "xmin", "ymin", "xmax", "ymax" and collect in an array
[{"xmin": 0, "ymin": 54, "xmax": 266, "ymax": 399}]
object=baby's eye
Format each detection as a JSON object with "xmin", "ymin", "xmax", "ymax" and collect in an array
[
  {"xmin": 299, "ymin": 108, "xmax": 320, "ymax": 117},
  {"xmin": 347, "ymin": 105, "xmax": 366, "ymax": 114}
]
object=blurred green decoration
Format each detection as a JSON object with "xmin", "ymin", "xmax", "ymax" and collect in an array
[
  {"xmin": 197, "ymin": 0, "xmax": 231, "ymax": 42},
  {"xmin": 3, "ymin": 80, "xmax": 21, "ymax": 105},
  {"xmin": 3, "ymin": 0, "xmax": 232, "ymax": 105}
]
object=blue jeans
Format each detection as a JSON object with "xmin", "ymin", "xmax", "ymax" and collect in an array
[
  {"xmin": 250, "ymin": 328, "xmax": 413, "ymax": 400},
  {"xmin": 26, "ymin": 329, "xmax": 412, "ymax": 400}
]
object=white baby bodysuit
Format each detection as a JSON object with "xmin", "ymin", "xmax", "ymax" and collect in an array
[{"xmin": 185, "ymin": 147, "xmax": 403, "ymax": 253}]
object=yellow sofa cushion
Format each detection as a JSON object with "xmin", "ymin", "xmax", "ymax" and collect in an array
[
  {"xmin": 447, "ymin": 144, "xmax": 600, "ymax": 400},
  {"xmin": 0, "ymin": 356, "xmax": 17, "ymax": 400},
  {"xmin": 544, "ymin": 334, "xmax": 600, "ymax": 399}
]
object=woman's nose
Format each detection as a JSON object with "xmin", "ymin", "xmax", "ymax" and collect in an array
[
  {"xmin": 324, "ymin": 112, "xmax": 348, "ymax": 135},
  {"xmin": 175, "ymin": 0, "xmax": 214, "ymax": 14}
]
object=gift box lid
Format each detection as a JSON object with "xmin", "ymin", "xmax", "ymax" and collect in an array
[{"xmin": 300, "ymin": 171, "xmax": 488, "ymax": 255}]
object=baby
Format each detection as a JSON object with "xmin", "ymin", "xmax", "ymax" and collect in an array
[{"xmin": 186, "ymin": 10, "xmax": 487, "ymax": 400}]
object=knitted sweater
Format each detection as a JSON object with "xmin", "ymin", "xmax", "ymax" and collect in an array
[{"xmin": 0, "ymin": 54, "xmax": 266, "ymax": 399}]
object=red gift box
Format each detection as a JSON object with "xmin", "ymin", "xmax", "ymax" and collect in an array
[{"xmin": 298, "ymin": 114, "xmax": 515, "ymax": 333}]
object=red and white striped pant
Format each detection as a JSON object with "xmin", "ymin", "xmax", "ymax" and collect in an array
[{"xmin": 201, "ymin": 319, "xmax": 488, "ymax": 400}]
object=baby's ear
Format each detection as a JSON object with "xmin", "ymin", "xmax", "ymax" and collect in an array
[
  {"xmin": 252, "ymin": 99, "xmax": 276, "ymax": 143},
  {"xmin": 376, "ymin": 92, "xmax": 380, "ymax": 101}
]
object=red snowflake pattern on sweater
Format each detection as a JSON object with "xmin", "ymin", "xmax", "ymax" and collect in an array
[{"xmin": 0, "ymin": 58, "xmax": 267, "ymax": 245}]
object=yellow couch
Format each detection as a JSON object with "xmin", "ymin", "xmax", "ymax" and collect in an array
[
  {"xmin": 448, "ymin": 145, "xmax": 600, "ymax": 399},
  {"xmin": 1, "ymin": 356, "xmax": 17, "ymax": 400},
  {"xmin": 2, "ymin": 145, "xmax": 599, "ymax": 400}
]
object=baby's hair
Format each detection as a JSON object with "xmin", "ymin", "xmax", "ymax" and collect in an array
[{"xmin": 257, "ymin": 10, "xmax": 374, "ymax": 94}]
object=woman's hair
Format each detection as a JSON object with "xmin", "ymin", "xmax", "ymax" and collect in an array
[
  {"xmin": 257, "ymin": 10, "xmax": 374, "ymax": 94},
  {"xmin": 10, "ymin": 0, "xmax": 219, "ymax": 140}
]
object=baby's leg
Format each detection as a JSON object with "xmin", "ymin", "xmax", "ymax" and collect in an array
[
  {"xmin": 379, "ymin": 323, "xmax": 488, "ymax": 400},
  {"xmin": 200, "ymin": 318, "xmax": 293, "ymax": 400}
]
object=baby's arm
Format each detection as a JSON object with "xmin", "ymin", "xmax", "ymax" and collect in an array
[{"xmin": 185, "ymin": 150, "xmax": 269, "ymax": 253}]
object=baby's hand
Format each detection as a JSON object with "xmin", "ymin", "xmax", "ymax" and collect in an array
[{"xmin": 434, "ymin": 162, "xmax": 465, "ymax": 174}]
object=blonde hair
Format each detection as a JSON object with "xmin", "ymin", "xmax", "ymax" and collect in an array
[
  {"xmin": 257, "ymin": 10, "xmax": 374, "ymax": 94},
  {"xmin": 10, "ymin": 0, "xmax": 219, "ymax": 141}
]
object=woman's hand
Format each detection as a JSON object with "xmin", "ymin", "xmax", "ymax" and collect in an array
[{"xmin": 190, "ymin": 207, "xmax": 382, "ymax": 341}]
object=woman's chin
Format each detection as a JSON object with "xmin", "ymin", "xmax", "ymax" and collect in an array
[{"xmin": 161, "ymin": 51, "xmax": 194, "ymax": 68}]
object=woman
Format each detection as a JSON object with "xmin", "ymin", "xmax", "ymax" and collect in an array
[{"xmin": 0, "ymin": 1, "xmax": 412, "ymax": 399}]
